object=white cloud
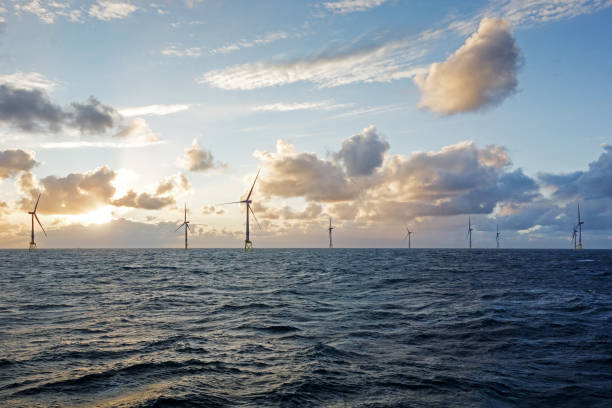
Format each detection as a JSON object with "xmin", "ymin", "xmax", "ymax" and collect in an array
[
  {"xmin": 250, "ymin": 100, "xmax": 351, "ymax": 112},
  {"xmin": 161, "ymin": 45, "xmax": 202, "ymax": 57},
  {"xmin": 518, "ymin": 224, "xmax": 542, "ymax": 234},
  {"xmin": 180, "ymin": 139, "xmax": 223, "ymax": 173},
  {"xmin": 88, "ymin": 1, "xmax": 137, "ymax": 21},
  {"xmin": 119, "ymin": 104, "xmax": 191, "ymax": 117},
  {"xmin": 210, "ymin": 31, "xmax": 289, "ymax": 55},
  {"xmin": 198, "ymin": 39, "xmax": 426, "ymax": 90},
  {"xmin": 15, "ymin": 0, "xmax": 56, "ymax": 23},
  {"xmin": 0, "ymin": 72, "xmax": 57, "ymax": 91},
  {"xmin": 114, "ymin": 118, "xmax": 160, "ymax": 142},
  {"xmin": 323, "ymin": 0, "xmax": 389, "ymax": 14}
]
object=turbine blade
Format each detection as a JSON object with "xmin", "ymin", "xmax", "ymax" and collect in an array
[
  {"xmin": 187, "ymin": 224, "xmax": 192, "ymax": 233},
  {"xmin": 246, "ymin": 169, "xmax": 261, "ymax": 201},
  {"xmin": 175, "ymin": 222, "xmax": 186, "ymax": 232},
  {"xmin": 403, "ymin": 232, "xmax": 409, "ymax": 240},
  {"xmin": 215, "ymin": 201, "xmax": 243, "ymax": 205},
  {"xmin": 33, "ymin": 193, "xmax": 41, "ymax": 213},
  {"xmin": 34, "ymin": 214, "xmax": 47, "ymax": 237},
  {"xmin": 249, "ymin": 205, "xmax": 263, "ymax": 231}
]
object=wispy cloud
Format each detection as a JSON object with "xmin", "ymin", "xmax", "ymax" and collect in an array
[
  {"xmin": 0, "ymin": 71, "xmax": 57, "ymax": 91},
  {"xmin": 210, "ymin": 31, "xmax": 289, "ymax": 55},
  {"xmin": 40, "ymin": 140, "xmax": 165, "ymax": 149},
  {"xmin": 88, "ymin": 1, "xmax": 137, "ymax": 21},
  {"xmin": 199, "ymin": 39, "xmax": 426, "ymax": 90},
  {"xmin": 323, "ymin": 0, "xmax": 389, "ymax": 14},
  {"xmin": 330, "ymin": 103, "xmax": 408, "ymax": 118},
  {"xmin": 161, "ymin": 45, "xmax": 202, "ymax": 57},
  {"xmin": 119, "ymin": 104, "xmax": 191, "ymax": 117},
  {"xmin": 250, "ymin": 100, "xmax": 352, "ymax": 112}
]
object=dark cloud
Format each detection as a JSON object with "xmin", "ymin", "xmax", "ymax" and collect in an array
[
  {"xmin": 69, "ymin": 96, "xmax": 118, "ymax": 133},
  {"xmin": 0, "ymin": 85, "xmax": 65, "ymax": 132},
  {"xmin": 414, "ymin": 18, "xmax": 522, "ymax": 115},
  {"xmin": 0, "ymin": 149, "xmax": 39, "ymax": 179},
  {"xmin": 334, "ymin": 125, "xmax": 389, "ymax": 176}
]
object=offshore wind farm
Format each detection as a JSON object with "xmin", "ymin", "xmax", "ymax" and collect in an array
[{"xmin": 1, "ymin": 1, "xmax": 612, "ymax": 407}]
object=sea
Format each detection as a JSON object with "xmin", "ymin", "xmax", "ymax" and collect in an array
[{"xmin": 0, "ymin": 249, "xmax": 610, "ymax": 407}]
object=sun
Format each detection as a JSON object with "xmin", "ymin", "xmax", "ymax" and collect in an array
[{"xmin": 62, "ymin": 206, "xmax": 115, "ymax": 226}]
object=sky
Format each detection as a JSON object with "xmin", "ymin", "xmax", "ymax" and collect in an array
[{"xmin": 0, "ymin": 0, "xmax": 611, "ymax": 248}]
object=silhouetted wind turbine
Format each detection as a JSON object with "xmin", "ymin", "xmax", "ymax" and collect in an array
[
  {"xmin": 175, "ymin": 203, "xmax": 191, "ymax": 249},
  {"xmin": 328, "ymin": 217, "xmax": 334, "ymax": 248},
  {"xmin": 467, "ymin": 216, "xmax": 473, "ymax": 249},
  {"xmin": 404, "ymin": 226, "xmax": 413, "ymax": 249},
  {"xmin": 218, "ymin": 169, "xmax": 262, "ymax": 251},
  {"xmin": 28, "ymin": 193, "xmax": 46, "ymax": 251},
  {"xmin": 496, "ymin": 224, "xmax": 501, "ymax": 249},
  {"xmin": 576, "ymin": 203, "xmax": 584, "ymax": 250}
]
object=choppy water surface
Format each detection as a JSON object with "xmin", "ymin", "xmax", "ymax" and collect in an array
[{"xmin": 0, "ymin": 249, "xmax": 611, "ymax": 407}]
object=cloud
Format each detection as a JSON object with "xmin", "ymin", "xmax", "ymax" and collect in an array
[
  {"xmin": 112, "ymin": 172, "xmax": 191, "ymax": 210},
  {"xmin": 0, "ymin": 72, "xmax": 57, "ymax": 91},
  {"xmin": 414, "ymin": 18, "xmax": 522, "ymax": 115},
  {"xmin": 119, "ymin": 104, "xmax": 190, "ymax": 117},
  {"xmin": 334, "ymin": 125, "xmax": 389, "ymax": 176},
  {"xmin": 250, "ymin": 100, "xmax": 351, "ymax": 112},
  {"xmin": 89, "ymin": 1, "xmax": 138, "ymax": 21},
  {"xmin": 0, "ymin": 84, "xmax": 65, "ymax": 132},
  {"xmin": 0, "ymin": 149, "xmax": 38, "ymax": 179},
  {"xmin": 323, "ymin": 0, "xmax": 388, "ymax": 14},
  {"xmin": 198, "ymin": 39, "xmax": 425, "ymax": 90},
  {"xmin": 540, "ymin": 145, "xmax": 612, "ymax": 201},
  {"xmin": 254, "ymin": 131, "xmax": 540, "ymax": 222},
  {"xmin": 15, "ymin": 0, "xmax": 56, "ymax": 23},
  {"xmin": 161, "ymin": 45, "xmax": 202, "ymax": 57},
  {"xmin": 255, "ymin": 140, "xmax": 359, "ymax": 202},
  {"xmin": 180, "ymin": 139, "xmax": 222, "ymax": 173},
  {"xmin": 18, "ymin": 166, "xmax": 117, "ymax": 214},
  {"xmin": 69, "ymin": 96, "xmax": 118, "ymax": 133},
  {"xmin": 210, "ymin": 31, "xmax": 289, "ymax": 55},
  {"xmin": 111, "ymin": 190, "xmax": 174, "ymax": 210},
  {"xmin": 252, "ymin": 201, "xmax": 323, "ymax": 220},
  {"xmin": 202, "ymin": 205, "xmax": 224, "ymax": 215},
  {"xmin": 114, "ymin": 118, "xmax": 160, "ymax": 142},
  {"xmin": 496, "ymin": 0, "xmax": 612, "ymax": 27}
]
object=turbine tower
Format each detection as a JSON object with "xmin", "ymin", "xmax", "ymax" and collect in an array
[
  {"xmin": 467, "ymin": 216, "xmax": 473, "ymax": 249},
  {"xmin": 175, "ymin": 203, "xmax": 191, "ymax": 249},
  {"xmin": 404, "ymin": 226, "xmax": 413, "ymax": 248},
  {"xmin": 577, "ymin": 203, "xmax": 584, "ymax": 250},
  {"xmin": 571, "ymin": 225, "xmax": 577, "ymax": 250},
  {"xmin": 496, "ymin": 224, "xmax": 501, "ymax": 249},
  {"xmin": 28, "ymin": 193, "xmax": 46, "ymax": 251},
  {"xmin": 219, "ymin": 169, "xmax": 262, "ymax": 251},
  {"xmin": 328, "ymin": 217, "xmax": 334, "ymax": 248}
]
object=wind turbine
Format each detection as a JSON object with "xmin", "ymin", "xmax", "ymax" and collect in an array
[
  {"xmin": 175, "ymin": 203, "xmax": 191, "ymax": 249},
  {"xmin": 496, "ymin": 224, "xmax": 501, "ymax": 249},
  {"xmin": 576, "ymin": 203, "xmax": 584, "ymax": 250},
  {"xmin": 571, "ymin": 225, "xmax": 577, "ymax": 250},
  {"xmin": 28, "ymin": 193, "xmax": 46, "ymax": 251},
  {"xmin": 403, "ymin": 226, "xmax": 413, "ymax": 248},
  {"xmin": 328, "ymin": 217, "xmax": 334, "ymax": 248},
  {"xmin": 467, "ymin": 216, "xmax": 473, "ymax": 249},
  {"xmin": 219, "ymin": 169, "xmax": 262, "ymax": 251}
]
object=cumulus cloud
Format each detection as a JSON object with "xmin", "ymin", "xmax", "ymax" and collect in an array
[
  {"xmin": 180, "ymin": 139, "xmax": 222, "ymax": 173},
  {"xmin": 0, "ymin": 72, "xmax": 56, "ymax": 91},
  {"xmin": 88, "ymin": 1, "xmax": 138, "ymax": 21},
  {"xmin": 69, "ymin": 96, "xmax": 118, "ymax": 133},
  {"xmin": 414, "ymin": 18, "xmax": 522, "ymax": 115},
  {"xmin": 323, "ymin": 0, "xmax": 388, "ymax": 14},
  {"xmin": 252, "ymin": 202, "xmax": 323, "ymax": 220},
  {"xmin": 0, "ymin": 84, "xmax": 65, "ymax": 132},
  {"xmin": 114, "ymin": 118, "xmax": 160, "ymax": 142},
  {"xmin": 254, "ymin": 130, "xmax": 540, "ymax": 223},
  {"xmin": 255, "ymin": 140, "xmax": 359, "ymax": 202},
  {"xmin": 202, "ymin": 205, "xmax": 224, "ymax": 215},
  {"xmin": 112, "ymin": 172, "xmax": 191, "ymax": 210},
  {"xmin": 334, "ymin": 125, "xmax": 389, "ymax": 176},
  {"xmin": 18, "ymin": 166, "xmax": 117, "ymax": 214},
  {"xmin": 0, "ymin": 149, "xmax": 39, "ymax": 179}
]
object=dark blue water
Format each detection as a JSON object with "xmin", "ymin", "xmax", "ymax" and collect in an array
[{"xmin": 0, "ymin": 249, "xmax": 611, "ymax": 407}]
